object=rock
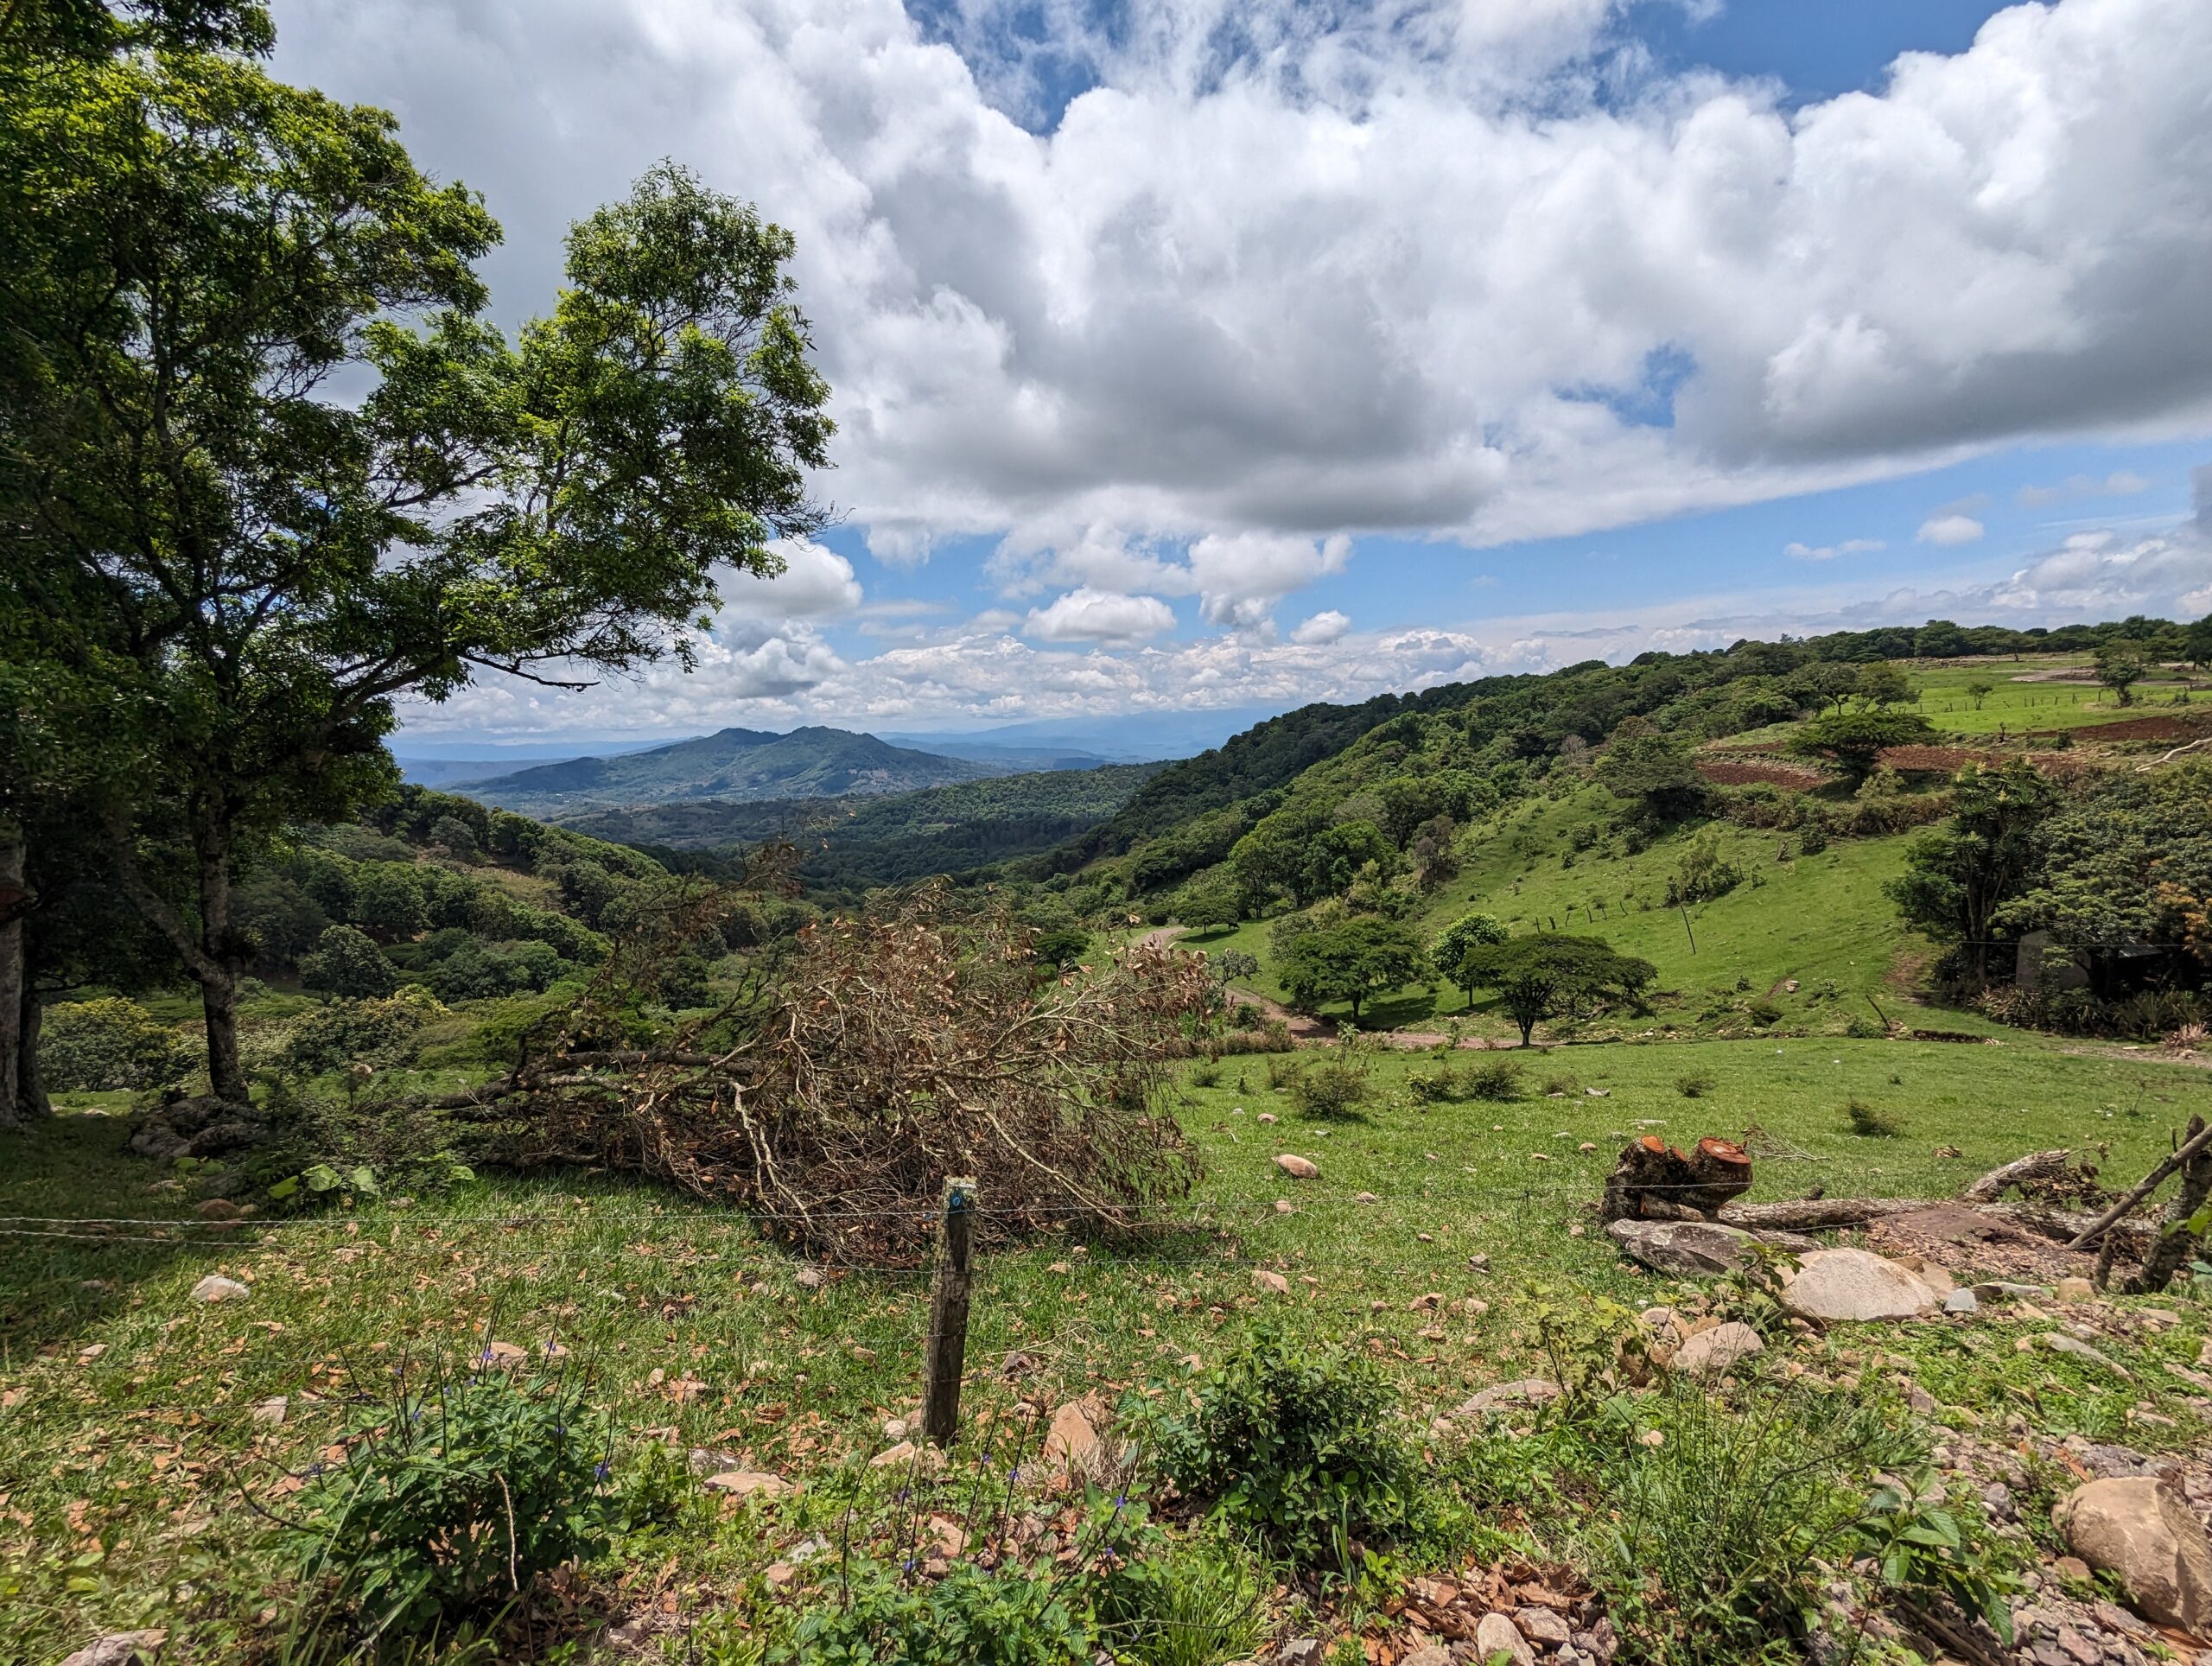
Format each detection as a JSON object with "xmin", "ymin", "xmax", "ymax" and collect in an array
[
  {"xmin": 2056, "ymin": 1277, "xmax": 2094, "ymax": 1303},
  {"xmin": 1673, "ymin": 1321, "xmax": 1765, "ymax": 1376},
  {"xmin": 793, "ymin": 1265, "xmax": 825, "ymax": 1290},
  {"xmin": 186, "ymin": 1118, "xmax": 260, "ymax": 1157},
  {"xmin": 702, "ymin": 1470, "xmax": 794, "ymax": 1498},
  {"xmin": 1754, "ymin": 1229, "xmax": 1823, "ymax": 1254},
  {"xmin": 1456, "ymin": 1378, "xmax": 1561, "ymax": 1415},
  {"xmin": 1605, "ymin": 1218, "xmax": 1760, "ymax": 1277},
  {"xmin": 194, "ymin": 1199, "xmax": 243, "ymax": 1221},
  {"xmin": 1001, "ymin": 1350, "xmax": 1037, "ymax": 1380},
  {"xmin": 58, "ymin": 1633, "xmax": 168, "ymax": 1666},
  {"xmin": 872, "ymin": 1441, "xmax": 916, "ymax": 1467},
  {"xmin": 1274, "ymin": 1154, "xmax": 1319, "ymax": 1180},
  {"xmin": 1974, "ymin": 1281, "xmax": 2052, "ymax": 1300},
  {"xmin": 1638, "ymin": 1307, "xmax": 1686, "ymax": 1346},
  {"xmin": 251, "ymin": 1396, "xmax": 288, "ymax": 1427},
  {"xmin": 1516, "ymin": 1606, "xmax": 1573, "ymax": 1646},
  {"xmin": 1779, "ymin": 1249, "xmax": 1941, "ymax": 1322},
  {"xmin": 188, "ymin": 1275, "xmax": 250, "ymax": 1304},
  {"xmin": 1356, "ymin": 1191, "xmax": 1380, "ymax": 1204},
  {"xmin": 1401, "ymin": 1648, "xmax": 1452, "ymax": 1666},
  {"xmin": 1253, "ymin": 1269, "xmax": 1290, "ymax": 1295},
  {"xmin": 1043, "ymin": 1398, "xmax": 1105, "ymax": 1470},
  {"xmin": 1943, "ymin": 1288, "xmax": 1980, "ymax": 1315},
  {"xmin": 2042, "ymin": 1334, "xmax": 2130, "ymax": 1376},
  {"xmin": 1256, "ymin": 1112, "xmax": 1278, "ymax": 1125},
  {"xmin": 2055, "ymin": 1478, "xmax": 2212, "ymax": 1634},
  {"xmin": 1275, "ymin": 1642, "xmax": 1322, "ymax": 1664},
  {"xmin": 2053, "ymin": 1555, "xmax": 2091, "ymax": 1582},
  {"xmin": 1474, "ymin": 1612, "xmax": 1536, "ymax": 1666},
  {"xmin": 474, "ymin": 1340, "xmax": 529, "ymax": 1370}
]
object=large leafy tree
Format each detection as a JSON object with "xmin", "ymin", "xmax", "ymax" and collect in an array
[
  {"xmin": 3, "ymin": 23, "xmax": 832, "ymax": 1100},
  {"xmin": 1431, "ymin": 911, "xmax": 1507, "ymax": 1008},
  {"xmin": 1789, "ymin": 709, "xmax": 1937, "ymax": 783},
  {"xmin": 1459, "ymin": 934, "xmax": 1656, "ymax": 1046},
  {"xmin": 2094, "ymin": 641, "xmax": 2149, "ymax": 707},
  {"xmin": 1276, "ymin": 917, "xmax": 1430, "ymax": 1023},
  {"xmin": 1885, "ymin": 760, "xmax": 2060, "ymax": 987},
  {"xmin": 1595, "ymin": 731, "xmax": 1708, "ymax": 824}
]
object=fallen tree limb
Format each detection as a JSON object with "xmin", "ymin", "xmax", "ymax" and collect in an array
[
  {"xmin": 1960, "ymin": 1149, "xmax": 2072, "ymax": 1204},
  {"xmin": 2065, "ymin": 1119, "xmax": 2212, "ymax": 1250},
  {"xmin": 2125, "ymin": 1115, "xmax": 2212, "ymax": 1294},
  {"xmin": 1717, "ymin": 1198, "xmax": 1927, "ymax": 1231}
]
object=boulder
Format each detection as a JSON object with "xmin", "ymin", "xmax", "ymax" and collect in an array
[
  {"xmin": 871, "ymin": 1441, "xmax": 916, "ymax": 1467},
  {"xmin": 1516, "ymin": 1606, "xmax": 1573, "ymax": 1647},
  {"xmin": 1043, "ymin": 1398, "xmax": 1107, "ymax": 1471},
  {"xmin": 1779, "ymin": 1249, "xmax": 1940, "ymax": 1322},
  {"xmin": 1474, "ymin": 1612, "xmax": 1535, "ymax": 1666},
  {"xmin": 1605, "ymin": 1218, "xmax": 1760, "ymax": 1277},
  {"xmin": 188, "ymin": 1275, "xmax": 250, "ymax": 1304},
  {"xmin": 1673, "ymin": 1321, "xmax": 1765, "ymax": 1376},
  {"xmin": 2056, "ymin": 1276, "xmax": 2094, "ymax": 1303},
  {"xmin": 1274, "ymin": 1154, "xmax": 1319, "ymax": 1180},
  {"xmin": 1942, "ymin": 1288, "xmax": 1980, "ymax": 1315},
  {"xmin": 2054, "ymin": 1477, "xmax": 2212, "ymax": 1635}
]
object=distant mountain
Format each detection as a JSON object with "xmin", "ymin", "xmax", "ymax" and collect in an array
[
  {"xmin": 393, "ymin": 737, "xmax": 690, "ymax": 787},
  {"xmin": 879, "ymin": 707, "xmax": 1274, "ymax": 765},
  {"xmin": 453, "ymin": 726, "xmax": 1000, "ymax": 818}
]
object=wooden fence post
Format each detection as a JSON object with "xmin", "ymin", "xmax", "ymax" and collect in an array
[{"xmin": 922, "ymin": 1176, "xmax": 978, "ymax": 1447}]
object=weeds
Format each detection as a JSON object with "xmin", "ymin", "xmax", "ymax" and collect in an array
[
  {"xmin": 1674, "ymin": 1071, "xmax": 1714, "ymax": 1099},
  {"xmin": 1464, "ymin": 1057, "xmax": 1522, "ymax": 1102},
  {"xmin": 1288, "ymin": 1058, "xmax": 1372, "ymax": 1122},
  {"xmin": 1845, "ymin": 1097, "xmax": 1903, "ymax": 1138}
]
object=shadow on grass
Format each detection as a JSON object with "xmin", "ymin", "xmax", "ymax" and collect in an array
[{"xmin": 0, "ymin": 1113, "xmax": 222, "ymax": 1355}]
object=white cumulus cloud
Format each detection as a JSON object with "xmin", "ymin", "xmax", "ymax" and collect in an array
[
  {"xmin": 1022, "ymin": 588, "xmax": 1176, "ymax": 643},
  {"xmin": 1916, "ymin": 514, "xmax": 1986, "ymax": 547},
  {"xmin": 1290, "ymin": 609, "xmax": 1351, "ymax": 645}
]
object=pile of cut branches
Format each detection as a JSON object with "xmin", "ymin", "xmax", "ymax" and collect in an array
[{"xmin": 443, "ymin": 882, "xmax": 1215, "ymax": 1262}]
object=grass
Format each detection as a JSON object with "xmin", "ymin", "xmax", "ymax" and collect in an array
[
  {"xmin": 6, "ymin": 1031, "xmax": 2212, "ymax": 1658},
  {"xmin": 1907, "ymin": 656, "xmax": 2206, "ymax": 734}
]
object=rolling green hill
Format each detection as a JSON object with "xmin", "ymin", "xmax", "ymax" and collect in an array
[{"xmin": 454, "ymin": 725, "xmax": 1000, "ymax": 818}]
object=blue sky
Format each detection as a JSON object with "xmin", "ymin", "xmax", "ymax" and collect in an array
[{"xmin": 268, "ymin": 0, "xmax": 2212, "ymax": 743}]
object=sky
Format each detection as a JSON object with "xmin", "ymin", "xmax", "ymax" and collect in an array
[{"xmin": 264, "ymin": 0, "xmax": 2212, "ymax": 744}]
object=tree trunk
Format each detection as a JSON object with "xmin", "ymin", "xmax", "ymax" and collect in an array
[
  {"xmin": 2126, "ymin": 1116, "xmax": 2212, "ymax": 1295},
  {"xmin": 192, "ymin": 800, "xmax": 248, "ymax": 1104},
  {"xmin": 0, "ymin": 816, "xmax": 23, "ymax": 1129},
  {"xmin": 1603, "ymin": 1135, "xmax": 1753, "ymax": 1221},
  {"xmin": 17, "ymin": 984, "xmax": 48, "ymax": 1122}
]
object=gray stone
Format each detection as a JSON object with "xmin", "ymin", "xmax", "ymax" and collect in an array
[
  {"xmin": 2055, "ymin": 1477, "xmax": 2212, "ymax": 1636},
  {"xmin": 1943, "ymin": 1288, "xmax": 1980, "ymax": 1314},
  {"xmin": 57, "ymin": 1634, "xmax": 166, "ymax": 1666},
  {"xmin": 1779, "ymin": 1249, "xmax": 1941, "ymax": 1322},
  {"xmin": 1456, "ymin": 1378, "xmax": 1562, "ymax": 1415},
  {"xmin": 1474, "ymin": 1613, "xmax": 1535, "ymax": 1666},
  {"xmin": 1672, "ymin": 1320, "xmax": 1765, "ymax": 1376},
  {"xmin": 1514, "ymin": 1606, "xmax": 1573, "ymax": 1646},
  {"xmin": 1973, "ymin": 1281, "xmax": 2052, "ymax": 1300},
  {"xmin": 1754, "ymin": 1229, "xmax": 1823, "ymax": 1253},
  {"xmin": 188, "ymin": 1275, "xmax": 250, "ymax": 1304},
  {"xmin": 2043, "ymin": 1334, "xmax": 2130, "ymax": 1377},
  {"xmin": 1605, "ymin": 1218, "xmax": 1760, "ymax": 1277}
]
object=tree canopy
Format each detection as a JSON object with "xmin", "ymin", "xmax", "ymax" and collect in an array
[
  {"xmin": 1276, "ymin": 917, "xmax": 1430, "ymax": 1022},
  {"xmin": 1885, "ymin": 760, "xmax": 2060, "ymax": 986},
  {"xmin": 1789, "ymin": 709, "xmax": 1937, "ymax": 781},
  {"xmin": 1432, "ymin": 912, "xmax": 1508, "ymax": 1006},
  {"xmin": 1458, "ymin": 934, "xmax": 1656, "ymax": 1046}
]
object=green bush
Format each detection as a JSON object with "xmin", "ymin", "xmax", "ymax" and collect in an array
[
  {"xmin": 284, "ymin": 1358, "xmax": 612, "ymax": 1641},
  {"xmin": 1093, "ymin": 1534, "xmax": 1266, "ymax": 1666},
  {"xmin": 426, "ymin": 938, "xmax": 568, "ymax": 1002},
  {"xmin": 1463, "ymin": 1056, "xmax": 1522, "ymax": 1102},
  {"xmin": 1187, "ymin": 1061, "xmax": 1223, "ymax": 1089},
  {"xmin": 38, "ymin": 997, "xmax": 195, "ymax": 1091},
  {"xmin": 1149, "ymin": 1329, "xmax": 1427, "ymax": 1568},
  {"xmin": 283, "ymin": 991, "xmax": 439, "ymax": 1077},
  {"xmin": 775, "ymin": 1558, "xmax": 1089, "ymax": 1666},
  {"xmin": 1674, "ymin": 1070, "xmax": 1715, "ymax": 1098},
  {"xmin": 1844, "ymin": 1097, "xmax": 1902, "ymax": 1138},
  {"xmin": 1287, "ymin": 1057, "xmax": 1372, "ymax": 1121},
  {"xmin": 1407, "ymin": 1065, "xmax": 1460, "ymax": 1103},
  {"xmin": 301, "ymin": 925, "xmax": 399, "ymax": 998}
]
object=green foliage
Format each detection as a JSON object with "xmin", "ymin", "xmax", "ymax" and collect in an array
[
  {"xmin": 1433, "ymin": 910, "xmax": 1509, "ymax": 1004},
  {"xmin": 1852, "ymin": 662, "xmax": 1915, "ymax": 709},
  {"xmin": 1852, "ymin": 1468, "xmax": 2018, "ymax": 1644},
  {"xmin": 1844, "ymin": 1097, "xmax": 1901, "ymax": 1138},
  {"xmin": 2094, "ymin": 640, "xmax": 2149, "ymax": 704},
  {"xmin": 1886, "ymin": 760, "xmax": 2059, "ymax": 989},
  {"xmin": 1276, "ymin": 916, "xmax": 1430, "ymax": 1021},
  {"xmin": 1596, "ymin": 731, "xmax": 1709, "ymax": 823},
  {"xmin": 1459, "ymin": 934, "xmax": 1657, "ymax": 1046},
  {"xmin": 283, "ymin": 1358, "xmax": 612, "ymax": 1641},
  {"xmin": 1464, "ymin": 1056, "xmax": 1523, "ymax": 1101},
  {"xmin": 1148, "ymin": 1329, "xmax": 1429, "ymax": 1569},
  {"xmin": 1288, "ymin": 1056, "xmax": 1374, "ymax": 1121},
  {"xmin": 1033, "ymin": 924, "xmax": 1091, "ymax": 971},
  {"xmin": 773, "ymin": 1558, "xmax": 1090, "ymax": 1666},
  {"xmin": 282, "ymin": 991, "xmax": 439, "ymax": 1077},
  {"xmin": 1675, "ymin": 1070, "xmax": 1714, "ymax": 1098},
  {"xmin": 1790, "ymin": 709, "xmax": 1938, "ymax": 780},
  {"xmin": 423, "ymin": 938, "xmax": 568, "ymax": 1002},
  {"xmin": 300, "ymin": 925, "xmax": 399, "ymax": 999},
  {"xmin": 37, "ymin": 997, "xmax": 195, "ymax": 1091},
  {"xmin": 1664, "ymin": 832, "xmax": 1744, "ymax": 906},
  {"xmin": 1596, "ymin": 1379, "xmax": 1921, "ymax": 1664},
  {"xmin": 1092, "ymin": 1534, "xmax": 1267, "ymax": 1666},
  {"xmin": 1172, "ymin": 869, "xmax": 1243, "ymax": 930}
]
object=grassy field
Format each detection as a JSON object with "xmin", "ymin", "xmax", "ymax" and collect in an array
[
  {"xmin": 7, "ymin": 1031, "xmax": 2212, "ymax": 1660},
  {"xmin": 1909, "ymin": 657, "xmax": 2205, "ymax": 734},
  {"xmin": 1187, "ymin": 788, "xmax": 1938, "ymax": 1037}
]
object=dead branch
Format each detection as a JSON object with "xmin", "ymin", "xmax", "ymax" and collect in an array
[
  {"xmin": 1959, "ymin": 1149, "xmax": 2072, "ymax": 1205},
  {"xmin": 1717, "ymin": 1198, "xmax": 1929, "ymax": 1231},
  {"xmin": 2124, "ymin": 1116, "xmax": 2212, "ymax": 1294},
  {"xmin": 2065, "ymin": 1120, "xmax": 2212, "ymax": 1249}
]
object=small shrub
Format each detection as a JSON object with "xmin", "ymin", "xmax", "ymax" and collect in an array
[
  {"xmin": 1541, "ymin": 1073, "xmax": 1578, "ymax": 1097},
  {"xmin": 301, "ymin": 924, "xmax": 400, "ymax": 998},
  {"xmin": 1288, "ymin": 1058, "xmax": 1372, "ymax": 1121},
  {"xmin": 283, "ymin": 1356, "xmax": 612, "ymax": 1641},
  {"xmin": 1464, "ymin": 1057, "xmax": 1522, "ymax": 1102},
  {"xmin": 1407, "ymin": 1066, "xmax": 1461, "ymax": 1104},
  {"xmin": 283, "ymin": 989, "xmax": 440, "ymax": 1077},
  {"xmin": 1149, "ymin": 1329, "xmax": 1427, "ymax": 1568},
  {"xmin": 775, "ymin": 1557, "xmax": 1089, "ymax": 1666},
  {"xmin": 1094, "ymin": 1534, "xmax": 1266, "ymax": 1666},
  {"xmin": 1264, "ymin": 1053, "xmax": 1300, "ymax": 1091},
  {"xmin": 1745, "ymin": 998, "xmax": 1783, "ymax": 1027},
  {"xmin": 1844, "ymin": 1097, "xmax": 1902, "ymax": 1138},
  {"xmin": 1674, "ymin": 1071, "xmax": 1715, "ymax": 1099},
  {"xmin": 1187, "ymin": 1061, "xmax": 1223, "ymax": 1089},
  {"xmin": 38, "ymin": 997, "xmax": 195, "ymax": 1091},
  {"xmin": 1797, "ymin": 822, "xmax": 1830, "ymax": 855}
]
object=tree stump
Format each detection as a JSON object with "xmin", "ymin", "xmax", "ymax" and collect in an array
[{"xmin": 1601, "ymin": 1135, "xmax": 1753, "ymax": 1222}]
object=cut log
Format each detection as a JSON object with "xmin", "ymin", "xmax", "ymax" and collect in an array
[
  {"xmin": 1601, "ymin": 1135, "xmax": 1753, "ymax": 1222},
  {"xmin": 1959, "ymin": 1148, "xmax": 2071, "ymax": 1205}
]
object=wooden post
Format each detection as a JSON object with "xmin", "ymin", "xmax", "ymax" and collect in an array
[{"xmin": 921, "ymin": 1176, "xmax": 978, "ymax": 1447}]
